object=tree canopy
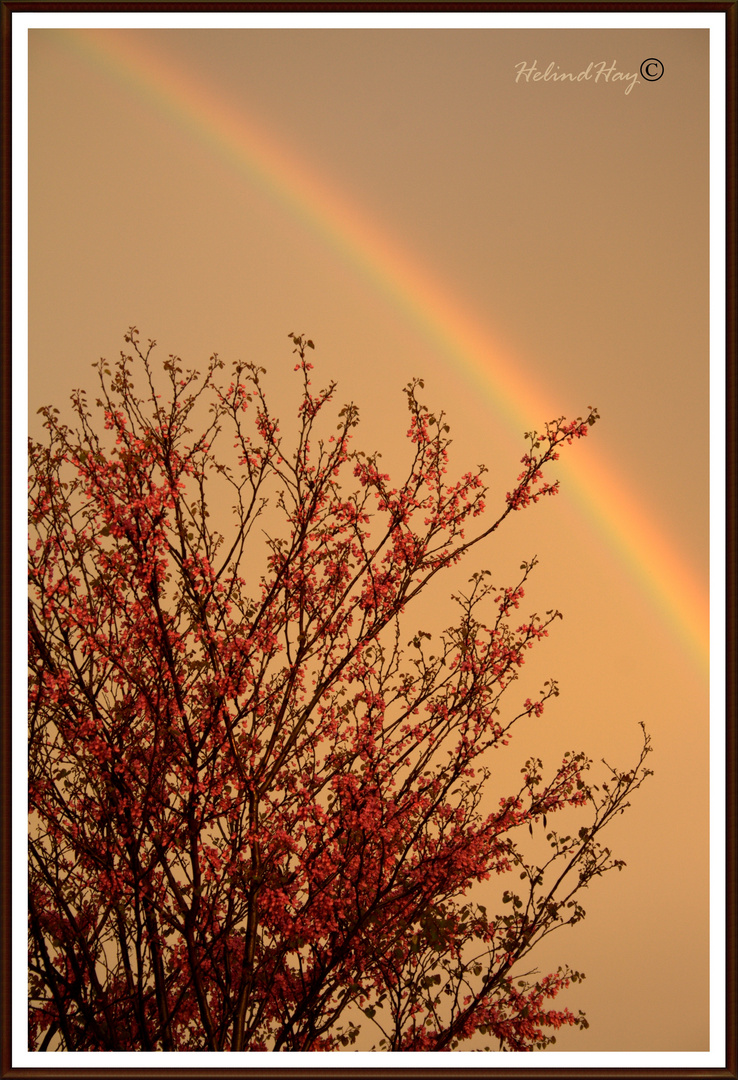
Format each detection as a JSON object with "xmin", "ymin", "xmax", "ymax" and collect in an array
[{"xmin": 28, "ymin": 330, "xmax": 651, "ymax": 1052}]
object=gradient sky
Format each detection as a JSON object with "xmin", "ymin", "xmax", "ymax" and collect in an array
[{"xmin": 25, "ymin": 18, "xmax": 714, "ymax": 1056}]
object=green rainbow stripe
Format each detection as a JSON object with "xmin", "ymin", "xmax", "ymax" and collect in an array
[{"xmin": 56, "ymin": 28, "xmax": 709, "ymax": 676}]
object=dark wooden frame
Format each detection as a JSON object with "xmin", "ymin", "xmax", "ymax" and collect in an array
[{"xmin": 2, "ymin": 3, "xmax": 734, "ymax": 1076}]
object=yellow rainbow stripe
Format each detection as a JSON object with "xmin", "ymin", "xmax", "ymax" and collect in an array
[{"xmin": 57, "ymin": 28, "xmax": 709, "ymax": 676}]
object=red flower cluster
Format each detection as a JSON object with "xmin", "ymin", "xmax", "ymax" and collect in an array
[{"xmin": 28, "ymin": 331, "xmax": 649, "ymax": 1052}]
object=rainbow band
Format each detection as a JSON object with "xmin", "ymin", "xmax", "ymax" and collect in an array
[{"xmin": 53, "ymin": 28, "xmax": 709, "ymax": 676}]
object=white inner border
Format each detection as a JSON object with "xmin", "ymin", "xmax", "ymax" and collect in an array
[{"xmin": 11, "ymin": 9, "xmax": 727, "ymax": 1070}]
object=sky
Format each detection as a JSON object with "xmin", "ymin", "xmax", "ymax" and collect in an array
[{"xmin": 22, "ymin": 14, "xmax": 717, "ymax": 1060}]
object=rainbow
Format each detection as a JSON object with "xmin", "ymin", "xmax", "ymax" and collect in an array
[{"xmin": 53, "ymin": 27, "xmax": 709, "ymax": 675}]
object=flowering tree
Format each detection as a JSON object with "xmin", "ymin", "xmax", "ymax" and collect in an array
[{"xmin": 28, "ymin": 329, "xmax": 651, "ymax": 1052}]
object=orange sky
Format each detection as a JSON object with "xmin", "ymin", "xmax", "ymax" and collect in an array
[{"xmin": 24, "ymin": 18, "xmax": 715, "ymax": 1057}]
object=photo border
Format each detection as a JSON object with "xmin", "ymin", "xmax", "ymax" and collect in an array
[{"xmin": 2, "ymin": 2, "xmax": 734, "ymax": 1076}]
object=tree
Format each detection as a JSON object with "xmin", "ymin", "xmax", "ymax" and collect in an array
[{"xmin": 28, "ymin": 329, "xmax": 652, "ymax": 1053}]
